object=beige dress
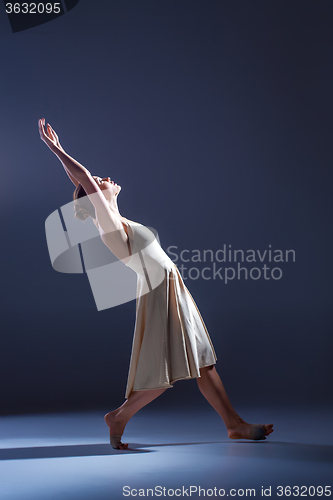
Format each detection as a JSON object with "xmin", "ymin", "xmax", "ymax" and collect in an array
[{"xmin": 124, "ymin": 221, "xmax": 217, "ymax": 399}]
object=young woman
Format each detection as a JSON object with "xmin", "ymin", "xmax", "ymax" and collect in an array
[{"xmin": 39, "ymin": 118, "xmax": 274, "ymax": 450}]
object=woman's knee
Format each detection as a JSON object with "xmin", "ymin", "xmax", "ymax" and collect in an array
[{"xmin": 199, "ymin": 364, "xmax": 215, "ymax": 376}]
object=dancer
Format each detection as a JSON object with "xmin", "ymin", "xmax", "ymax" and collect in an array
[{"xmin": 39, "ymin": 118, "xmax": 273, "ymax": 449}]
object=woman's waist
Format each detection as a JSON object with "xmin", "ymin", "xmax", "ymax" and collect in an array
[{"xmin": 125, "ymin": 248, "xmax": 175, "ymax": 273}]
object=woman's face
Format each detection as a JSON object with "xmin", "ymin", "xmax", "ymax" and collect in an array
[{"xmin": 93, "ymin": 176, "xmax": 121, "ymax": 199}]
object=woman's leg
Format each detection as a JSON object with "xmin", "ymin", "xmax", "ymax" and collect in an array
[
  {"xmin": 197, "ymin": 365, "xmax": 274, "ymax": 440},
  {"xmin": 105, "ymin": 388, "xmax": 167, "ymax": 449}
]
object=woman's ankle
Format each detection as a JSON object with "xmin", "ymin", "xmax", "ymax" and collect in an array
[{"xmin": 224, "ymin": 414, "xmax": 244, "ymax": 431}]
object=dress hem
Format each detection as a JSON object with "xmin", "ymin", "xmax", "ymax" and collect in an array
[{"xmin": 130, "ymin": 360, "xmax": 217, "ymax": 395}]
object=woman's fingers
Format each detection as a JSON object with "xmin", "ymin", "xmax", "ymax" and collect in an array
[
  {"xmin": 39, "ymin": 119, "xmax": 47, "ymax": 140},
  {"xmin": 39, "ymin": 118, "xmax": 47, "ymax": 135},
  {"xmin": 49, "ymin": 125, "xmax": 58, "ymax": 141},
  {"xmin": 50, "ymin": 124, "xmax": 57, "ymax": 136},
  {"xmin": 46, "ymin": 124, "xmax": 56, "ymax": 142},
  {"xmin": 49, "ymin": 124, "xmax": 62, "ymax": 149},
  {"xmin": 48, "ymin": 126, "xmax": 58, "ymax": 146},
  {"xmin": 38, "ymin": 119, "xmax": 47, "ymax": 139},
  {"xmin": 38, "ymin": 118, "xmax": 56, "ymax": 146}
]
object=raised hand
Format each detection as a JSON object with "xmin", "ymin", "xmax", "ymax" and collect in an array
[
  {"xmin": 38, "ymin": 118, "xmax": 92, "ymax": 187},
  {"xmin": 38, "ymin": 118, "xmax": 63, "ymax": 152},
  {"xmin": 47, "ymin": 123, "xmax": 64, "ymax": 152}
]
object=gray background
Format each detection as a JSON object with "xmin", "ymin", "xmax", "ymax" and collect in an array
[{"xmin": 0, "ymin": 0, "xmax": 332, "ymax": 414}]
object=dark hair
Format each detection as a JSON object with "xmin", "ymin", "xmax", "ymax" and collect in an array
[{"xmin": 73, "ymin": 184, "xmax": 96, "ymax": 221}]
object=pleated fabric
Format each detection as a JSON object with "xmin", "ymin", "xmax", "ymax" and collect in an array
[{"xmin": 124, "ymin": 222, "xmax": 217, "ymax": 399}]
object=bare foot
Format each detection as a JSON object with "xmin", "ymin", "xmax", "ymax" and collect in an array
[
  {"xmin": 228, "ymin": 421, "xmax": 274, "ymax": 440},
  {"xmin": 104, "ymin": 411, "xmax": 129, "ymax": 450}
]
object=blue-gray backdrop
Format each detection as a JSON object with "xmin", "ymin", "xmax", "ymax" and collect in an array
[{"xmin": 0, "ymin": 0, "xmax": 332, "ymax": 414}]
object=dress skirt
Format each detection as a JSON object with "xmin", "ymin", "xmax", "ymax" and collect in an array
[{"xmin": 124, "ymin": 222, "xmax": 217, "ymax": 399}]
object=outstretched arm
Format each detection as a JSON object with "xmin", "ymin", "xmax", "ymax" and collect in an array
[
  {"xmin": 38, "ymin": 119, "xmax": 129, "ymax": 258},
  {"xmin": 38, "ymin": 118, "xmax": 90, "ymax": 187},
  {"xmin": 47, "ymin": 127, "xmax": 80, "ymax": 188}
]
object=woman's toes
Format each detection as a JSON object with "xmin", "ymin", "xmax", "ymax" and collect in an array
[{"xmin": 264, "ymin": 424, "xmax": 274, "ymax": 435}]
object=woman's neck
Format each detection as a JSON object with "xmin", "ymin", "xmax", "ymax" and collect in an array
[
  {"xmin": 93, "ymin": 197, "xmax": 126, "ymax": 229},
  {"xmin": 108, "ymin": 197, "xmax": 121, "ymax": 216}
]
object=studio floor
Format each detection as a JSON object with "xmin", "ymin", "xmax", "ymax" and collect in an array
[{"xmin": 0, "ymin": 406, "xmax": 332, "ymax": 499}]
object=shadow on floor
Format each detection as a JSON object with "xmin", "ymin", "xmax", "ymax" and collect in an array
[
  {"xmin": 1, "ymin": 441, "xmax": 332, "ymax": 463},
  {"xmin": 0, "ymin": 443, "xmax": 150, "ymax": 460}
]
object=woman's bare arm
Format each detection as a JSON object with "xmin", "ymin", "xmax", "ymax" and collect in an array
[
  {"xmin": 63, "ymin": 166, "xmax": 80, "ymax": 187},
  {"xmin": 39, "ymin": 119, "xmax": 92, "ymax": 183},
  {"xmin": 38, "ymin": 119, "xmax": 129, "ymax": 258},
  {"xmin": 39, "ymin": 119, "xmax": 82, "ymax": 187}
]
